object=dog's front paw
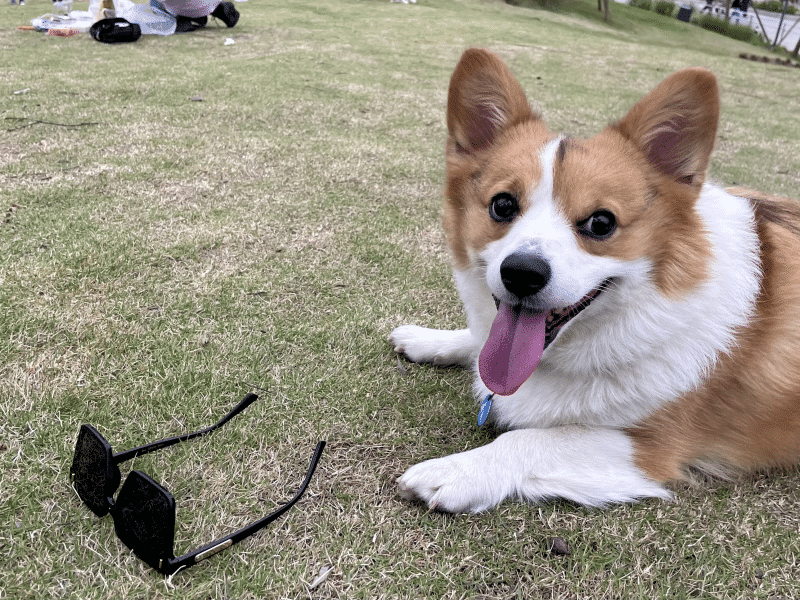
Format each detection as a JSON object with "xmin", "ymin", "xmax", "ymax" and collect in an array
[
  {"xmin": 397, "ymin": 450, "xmax": 510, "ymax": 513},
  {"xmin": 388, "ymin": 326, "xmax": 475, "ymax": 367},
  {"xmin": 388, "ymin": 325, "xmax": 446, "ymax": 364}
]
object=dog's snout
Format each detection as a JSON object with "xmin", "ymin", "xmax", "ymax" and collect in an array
[{"xmin": 500, "ymin": 253, "xmax": 551, "ymax": 299}]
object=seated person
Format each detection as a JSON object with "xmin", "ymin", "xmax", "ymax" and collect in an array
[{"xmin": 160, "ymin": 0, "xmax": 239, "ymax": 31}]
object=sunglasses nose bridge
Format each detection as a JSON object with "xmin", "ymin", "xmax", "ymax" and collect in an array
[{"xmin": 110, "ymin": 463, "xmax": 121, "ymax": 496}]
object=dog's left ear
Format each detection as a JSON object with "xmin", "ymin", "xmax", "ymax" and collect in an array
[{"xmin": 613, "ymin": 68, "xmax": 719, "ymax": 186}]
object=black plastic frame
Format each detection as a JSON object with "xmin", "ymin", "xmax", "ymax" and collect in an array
[{"xmin": 69, "ymin": 393, "xmax": 325, "ymax": 575}]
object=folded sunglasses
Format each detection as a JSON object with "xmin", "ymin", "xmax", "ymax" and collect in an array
[{"xmin": 70, "ymin": 393, "xmax": 325, "ymax": 575}]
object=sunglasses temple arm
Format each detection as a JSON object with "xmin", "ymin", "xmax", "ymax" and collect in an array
[
  {"xmin": 112, "ymin": 393, "xmax": 259, "ymax": 465},
  {"xmin": 162, "ymin": 440, "xmax": 326, "ymax": 575}
]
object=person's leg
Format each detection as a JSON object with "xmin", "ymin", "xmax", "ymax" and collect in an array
[{"xmin": 175, "ymin": 15, "xmax": 207, "ymax": 32}]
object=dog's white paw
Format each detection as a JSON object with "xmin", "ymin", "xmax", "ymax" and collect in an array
[
  {"xmin": 397, "ymin": 450, "xmax": 510, "ymax": 513},
  {"xmin": 388, "ymin": 326, "xmax": 475, "ymax": 367},
  {"xmin": 388, "ymin": 325, "xmax": 442, "ymax": 363}
]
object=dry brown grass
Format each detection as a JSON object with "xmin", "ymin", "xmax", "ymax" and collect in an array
[{"xmin": 2, "ymin": 0, "xmax": 800, "ymax": 598}]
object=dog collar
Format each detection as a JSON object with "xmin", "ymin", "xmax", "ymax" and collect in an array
[{"xmin": 478, "ymin": 393, "xmax": 494, "ymax": 427}]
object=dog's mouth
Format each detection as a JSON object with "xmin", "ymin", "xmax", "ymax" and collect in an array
[
  {"xmin": 482, "ymin": 279, "xmax": 612, "ymax": 396},
  {"xmin": 543, "ymin": 279, "xmax": 610, "ymax": 349}
]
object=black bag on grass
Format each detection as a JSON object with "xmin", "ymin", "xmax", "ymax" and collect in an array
[{"xmin": 90, "ymin": 18, "xmax": 142, "ymax": 43}]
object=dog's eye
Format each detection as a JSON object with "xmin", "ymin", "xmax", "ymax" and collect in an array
[
  {"xmin": 489, "ymin": 193, "xmax": 519, "ymax": 223},
  {"xmin": 578, "ymin": 210, "xmax": 616, "ymax": 240}
]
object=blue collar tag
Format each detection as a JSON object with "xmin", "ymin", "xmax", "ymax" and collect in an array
[{"xmin": 478, "ymin": 393, "xmax": 494, "ymax": 427}]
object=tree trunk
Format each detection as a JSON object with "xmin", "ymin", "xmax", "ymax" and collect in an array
[{"xmin": 772, "ymin": 0, "xmax": 789, "ymax": 49}]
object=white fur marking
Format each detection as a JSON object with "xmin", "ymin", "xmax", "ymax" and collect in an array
[
  {"xmin": 388, "ymin": 326, "xmax": 475, "ymax": 367},
  {"xmin": 397, "ymin": 427, "xmax": 671, "ymax": 512}
]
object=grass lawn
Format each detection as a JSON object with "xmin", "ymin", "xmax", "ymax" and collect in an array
[{"xmin": 1, "ymin": 0, "xmax": 799, "ymax": 597}]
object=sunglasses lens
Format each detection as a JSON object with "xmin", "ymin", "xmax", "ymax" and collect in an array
[
  {"xmin": 114, "ymin": 470, "xmax": 176, "ymax": 569},
  {"xmin": 71, "ymin": 425, "xmax": 116, "ymax": 516}
]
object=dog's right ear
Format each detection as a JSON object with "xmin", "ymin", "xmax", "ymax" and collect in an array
[{"xmin": 447, "ymin": 49, "xmax": 537, "ymax": 154}]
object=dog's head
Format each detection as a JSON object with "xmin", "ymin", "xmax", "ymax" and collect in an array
[{"xmin": 443, "ymin": 49, "xmax": 719, "ymax": 395}]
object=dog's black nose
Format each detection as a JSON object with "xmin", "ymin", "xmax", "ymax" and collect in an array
[{"xmin": 500, "ymin": 252, "xmax": 551, "ymax": 299}]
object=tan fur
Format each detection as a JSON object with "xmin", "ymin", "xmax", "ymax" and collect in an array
[
  {"xmin": 443, "ymin": 49, "xmax": 552, "ymax": 269},
  {"xmin": 553, "ymin": 128, "xmax": 712, "ymax": 298},
  {"xmin": 445, "ymin": 50, "xmax": 800, "ymax": 486},
  {"xmin": 612, "ymin": 68, "xmax": 719, "ymax": 187},
  {"xmin": 631, "ymin": 197, "xmax": 800, "ymax": 482},
  {"xmin": 445, "ymin": 59, "xmax": 715, "ymax": 298},
  {"xmin": 605, "ymin": 68, "xmax": 719, "ymax": 297}
]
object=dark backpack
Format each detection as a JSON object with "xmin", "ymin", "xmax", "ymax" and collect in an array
[{"xmin": 90, "ymin": 18, "xmax": 142, "ymax": 43}]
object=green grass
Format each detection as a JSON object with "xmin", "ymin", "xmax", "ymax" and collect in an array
[
  {"xmin": 2, "ymin": 0, "xmax": 800, "ymax": 598},
  {"xmin": 697, "ymin": 13, "xmax": 765, "ymax": 43}
]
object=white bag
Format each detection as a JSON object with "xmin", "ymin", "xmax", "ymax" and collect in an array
[{"xmin": 113, "ymin": 0, "xmax": 176, "ymax": 35}]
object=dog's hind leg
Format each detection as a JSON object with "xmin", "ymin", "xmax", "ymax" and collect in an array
[{"xmin": 389, "ymin": 326, "xmax": 476, "ymax": 367}]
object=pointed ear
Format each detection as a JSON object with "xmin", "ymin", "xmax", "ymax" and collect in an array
[
  {"xmin": 613, "ymin": 68, "xmax": 719, "ymax": 185},
  {"xmin": 447, "ymin": 48, "xmax": 537, "ymax": 154}
]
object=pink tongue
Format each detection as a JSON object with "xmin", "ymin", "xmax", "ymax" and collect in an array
[{"xmin": 478, "ymin": 303, "xmax": 546, "ymax": 396}]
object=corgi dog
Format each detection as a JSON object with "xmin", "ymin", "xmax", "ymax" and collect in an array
[{"xmin": 389, "ymin": 48, "xmax": 800, "ymax": 513}]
